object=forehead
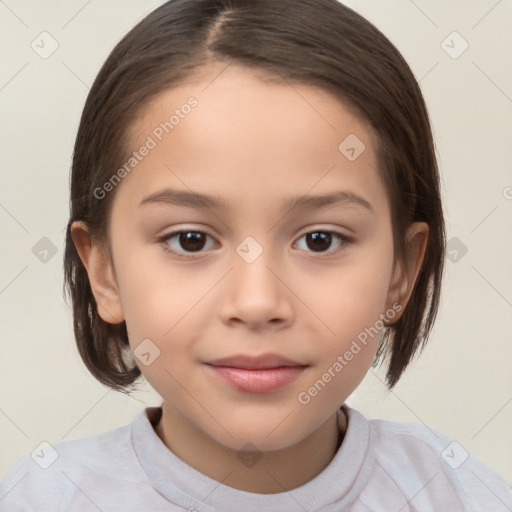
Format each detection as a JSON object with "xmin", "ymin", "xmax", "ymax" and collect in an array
[
  {"xmin": 131, "ymin": 62, "xmax": 376, "ymax": 150},
  {"xmin": 117, "ymin": 63, "xmax": 386, "ymax": 215}
]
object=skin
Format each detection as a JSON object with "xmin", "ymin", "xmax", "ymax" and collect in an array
[{"xmin": 72, "ymin": 63, "xmax": 428, "ymax": 494}]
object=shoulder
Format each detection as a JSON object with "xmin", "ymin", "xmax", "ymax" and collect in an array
[
  {"xmin": 359, "ymin": 411, "xmax": 512, "ymax": 510},
  {"xmin": 0, "ymin": 413, "xmax": 148, "ymax": 511}
]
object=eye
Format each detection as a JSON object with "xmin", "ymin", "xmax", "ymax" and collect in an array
[
  {"xmin": 160, "ymin": 230, "xmax": 216, "ymax": 258},
  {"xmin": 294, "ymin": 230, "xmax": 350, "ymax": 255},
  {"xmin": 159, "ymin": 228, "xmax": 351, "ymax": 259}
]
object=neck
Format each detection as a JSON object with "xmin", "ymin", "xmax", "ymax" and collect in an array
[{"xmin": 154, "ymin": 403, "xmax": 346, "ymax": 494}]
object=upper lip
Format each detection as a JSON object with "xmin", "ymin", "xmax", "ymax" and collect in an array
[{"xmin": 205, "ymin": 353, "xmax": 307, "ymax": 370}]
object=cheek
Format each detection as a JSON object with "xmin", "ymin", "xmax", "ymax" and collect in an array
[
  {"xmin": 115, "ymin": 223, "xmax": 394, "ymax": 365},
  {"xmin": 116, "ymin": 256, "xmax": 203, "ymax": 391},
  {"xmin": 303, "ymin": 239, "xmax": 394, "ymax": 381},
  {"xmin": 113, "ymin": 246, "xmax": 201, "ymax": 341},
  {"xmin": 311, "ymin": 247, "xmax": 393, "ymax": 334},
  {"xmin": 300, "ymin": 269, "xmax": 390, "ymax": 408}
]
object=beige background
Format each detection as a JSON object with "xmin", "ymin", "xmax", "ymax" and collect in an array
[{"xmin": 1, "ymin": 0, "xmax": 511, "ymax": 483}]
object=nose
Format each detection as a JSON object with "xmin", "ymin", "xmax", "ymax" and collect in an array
[{"xmin": 217, "ymin": 244, "xmax": 294, "ymax": 331}]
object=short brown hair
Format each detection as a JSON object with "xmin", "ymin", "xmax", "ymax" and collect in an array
[{"xmin": 64, "ymin": 0, "xmax": 446, "ymax": 393}]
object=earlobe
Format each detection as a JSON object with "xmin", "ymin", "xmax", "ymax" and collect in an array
[
  {"xmin": 385, "ymin": 222, "xmax": 429, "ymax": 322},
  {"xmin": 70, "ymin": 221, "xmax": 125, "ymax": 324}
]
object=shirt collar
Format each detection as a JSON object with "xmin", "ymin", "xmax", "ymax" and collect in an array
[{"xmin": 131, "ymin": 404, "xmax": 373, "ymax": 511}]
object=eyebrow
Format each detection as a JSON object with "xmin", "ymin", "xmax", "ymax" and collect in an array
[{"xmin": 138, "ymin": 188, "xmax": 375, "ymax": 215}]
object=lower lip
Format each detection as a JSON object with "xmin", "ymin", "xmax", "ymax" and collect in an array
[{"xmin": 206, "ymin": 365, "xmax": 306, "ymax": 393}]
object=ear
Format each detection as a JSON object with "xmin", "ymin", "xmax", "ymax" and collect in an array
[
  {"xmin": 385, "ymin": 222, "xmax": 429, "ymax": 323},
  {"xmin": 70, "ymin": 221, "xmax": 125, "ymax": 324}
]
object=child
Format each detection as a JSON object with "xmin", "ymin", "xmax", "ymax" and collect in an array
[{"xmin": 1, "ymin": 0, "xmax": 511, "ymax": 509}]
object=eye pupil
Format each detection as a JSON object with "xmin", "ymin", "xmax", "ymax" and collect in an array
[
  {"xmin": 180, "ymin": 232, "xmax": 206, "ymax": 252},
  {"xmin": 167, "ymin": 230, "xmax": 343, "ymax": 257},
  {"xmin": 306, "ymin": 232, "xmax": 332, "ymax": 252}
]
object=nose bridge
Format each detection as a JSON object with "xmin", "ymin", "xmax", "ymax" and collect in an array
[
  {"xmin": 218, "ymin": 233, "xmax": 294, "ymax": 327},
  {"xmin": 232, "ymin": 234, "xmax": 280, "ymax": 295}
]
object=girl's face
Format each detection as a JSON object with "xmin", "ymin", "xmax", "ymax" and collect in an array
[{"xmin": 78, "ymin": 63, "xmax": 427, "ymax": 452}]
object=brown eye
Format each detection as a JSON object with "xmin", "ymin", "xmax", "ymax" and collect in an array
[
  {"xmin": 306, "ymin": 232, "xmax": 332, "ymax": 252},
  {"xmin": 161, "ymin": 230, "xmax": 215, "ymax": 255},
  {"xmin": 178, "ymin": 232, "xmax": 207, "ymax": 252},
  {"xmin": 295, "ymin": 230, "xmax": 349, "ymax": 254}
]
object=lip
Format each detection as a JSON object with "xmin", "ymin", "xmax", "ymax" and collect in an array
[
  {"xmin": 204, "ymin": 353, "xmax": 308, "ymax": 393},
  {"xmin": 205, "ymin": 353, "xmax": 305, "ymax": 370}
]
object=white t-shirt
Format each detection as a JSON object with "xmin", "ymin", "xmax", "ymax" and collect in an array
[{"xmin": 0, "ymin": 404, "xmax": 511, "ymax": 511}]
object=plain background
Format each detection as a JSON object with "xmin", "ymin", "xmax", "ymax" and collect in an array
[{"xmin": 0, "ymin": 0, "xmax": 511, "ymax": 483}]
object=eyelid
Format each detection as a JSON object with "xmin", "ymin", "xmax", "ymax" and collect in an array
[
  {"xmin": 293, "ymin": 228, "xmax": 351, "ymax": 257},
  {"xmin": 158, "ymin": 227, "xmax": 217, "ymax": 258},
  {"xmin": 158, "ymin": 225, "xmax": 352, "ymax": 259}
]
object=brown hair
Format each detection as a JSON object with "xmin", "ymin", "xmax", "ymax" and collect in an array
[{"xmin": 64, "ymin": 0, "xmax": 446, "ymax": 393}]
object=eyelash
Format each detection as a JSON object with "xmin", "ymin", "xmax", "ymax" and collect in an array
[{"xmin": 158, "ymin": 228, "xmax": 352, "ymax": 260}]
